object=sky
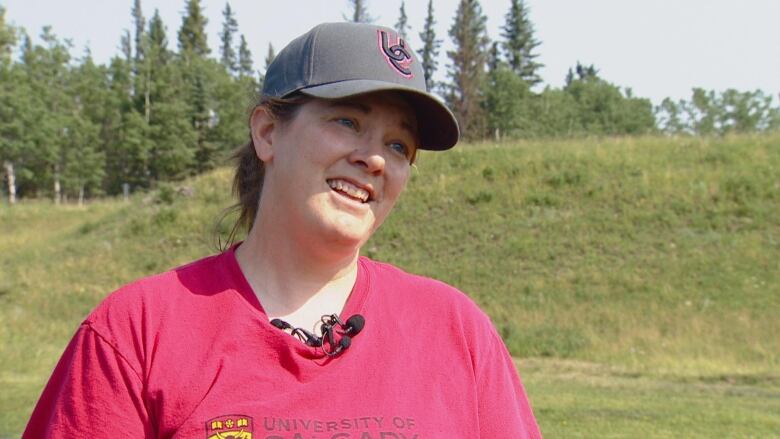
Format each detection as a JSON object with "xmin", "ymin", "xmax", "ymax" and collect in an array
[{"xmin": 3, "ymin": 0, "xmax": 780, "ymax": 105}]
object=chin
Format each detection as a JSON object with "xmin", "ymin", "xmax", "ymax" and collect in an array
[{"xmin": 318, "ymin": 218, "xmax": 374, "ymax": 250}]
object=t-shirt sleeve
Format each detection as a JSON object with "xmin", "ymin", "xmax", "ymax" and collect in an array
[
  {"xmin": 23, "ymin": 323, "xmax": 154, "ymax": 438},
  {"xmin": 475, "ymin": 326, "xmax": 542, "ymax": 439}
]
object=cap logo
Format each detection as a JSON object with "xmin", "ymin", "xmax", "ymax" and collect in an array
[{"xmin": 377, "ymin": 30, "xmax": 413, "ymax": 78}]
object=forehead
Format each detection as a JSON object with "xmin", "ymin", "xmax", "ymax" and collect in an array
[{"xmin": 314, "ymin": 92, "xmax": 418, "ymax": 132}]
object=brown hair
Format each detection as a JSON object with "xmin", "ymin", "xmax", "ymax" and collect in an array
[{"xmin": 220, "ymin": 95, "xmax": 309, "ymax": 249}]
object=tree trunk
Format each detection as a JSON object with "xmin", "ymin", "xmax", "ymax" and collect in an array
[
  {"xmin": 54, "ymin": 164, "xmax": 61, "ymax": 205},
  {"xmin": 3, "ymin": 161, "xmax": 16, "ymax": 205},
  {"xmin": 78, "ymin": 185, "xmax": 85, "ymax": 207}
]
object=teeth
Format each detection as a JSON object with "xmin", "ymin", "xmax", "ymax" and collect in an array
[{"xmin": 328, "ymin": 179, "xmax": 369, "ymax": 202}]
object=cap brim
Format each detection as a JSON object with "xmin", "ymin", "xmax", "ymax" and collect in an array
[{"xmin": 298, "ymin": 80, "xmax": 460, "ymax": 151}]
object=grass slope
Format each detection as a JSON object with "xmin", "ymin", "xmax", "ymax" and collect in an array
[{"xmin": 1, "ymin": 134, "xmax": 779, "ymax": 437}]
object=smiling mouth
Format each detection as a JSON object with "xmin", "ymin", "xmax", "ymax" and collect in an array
[{"xmin": 327, "ymin": 179, "xmax": 371, "ymax": 203}]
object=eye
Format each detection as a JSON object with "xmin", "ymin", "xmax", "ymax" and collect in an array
[
  {"xmin": 388, "ymin": 141, "xmax": 411, "ymax": 159},
  {"xmin": 335, "ymin": 118, "xmax": 358, "ymax": 130}
]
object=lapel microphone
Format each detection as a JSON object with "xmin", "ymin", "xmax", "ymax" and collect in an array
[{"xmin": 270, "ymin": 313, "xmax": 365, "ymax": 356}]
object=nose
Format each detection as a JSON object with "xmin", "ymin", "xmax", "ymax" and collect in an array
[{"xmin": 348, "ymin": 139, "xmax": 386, "ymax": 176}]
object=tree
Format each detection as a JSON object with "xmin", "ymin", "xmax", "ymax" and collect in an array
[
  {"xmin": 0, "ymin": 6, "xmax": 15, "ymax": 62},
  {"xmin": 147, "ymin": 10, "xmax": 170, "ymax": 65},
  {"xmin": 120, "ymin": 29, "xmax": 132, "ymax": 64},
  {"xmin": 395, "ymin": 1, "xmax": 409, "ymax": 40},
  {"xmin": 417, "ymin": 0, "xmax": 440, "ymax": 92},
  {"xmin": 178, "ymin": 0, "xmax": 210, "ymax": 58},
  {"xmin": 345, "ymin": 0, "xmax": 374, "ymax": 23},
  {"xmin": 147, "ymin": 58, "xmax": 197, "ymax": 181},
  {"xmin": 237, "ymin": 34, "xmax": 254, "ymax": 78},
  {"xmin": 19, "ymin": 27, "xmax": 74, "ymax": 202},
  {"xmin": 146, "ymin": 13, "xmax": 197, "ymax": 181},
  {"xmin": 446, "ymin": 0, "xmax": 490, "ymax": 139},
  {"xmin": 656, "ymin": 98, "xmax": 687, "ymax": 135},
  {"xmin": 563, "ymin": 64, "xmax": 655, "ymax": 136},
  {"xmin": 484, "ymin": 64, "xmax": 531, "ymax": 139},
  {"xmin": 264, "ymin": 43, "xmax": 275, "ymax": 72},
  {"xmin": 104, "ymin": 54, "xmax": 152, "ymax": 193},
  {"xmin": 501, "ymin": 0, "xmax": 542, "ymax": 87},
  {"xmin": 131, "ymin": 0, "xmax": 145, "ymax": 66},
  {"xmin": 66, "ymin": 50, "xmax": 110, "ymax": 203},
  {"xmin": 0, "ymin": 6, "xmax": 18, "ymax": 203},
  {"xmin": 684, "ymin": 88, "xmax": 719, "ymax": 135},
  {"xmin": 219, "ymin": 2, "xmax": 238, "ymax": 74}
]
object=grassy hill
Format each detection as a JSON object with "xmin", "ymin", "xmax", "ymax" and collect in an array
[{"xmin": 2, "ymin": 134, "xmax": 779, "ymax": 437}]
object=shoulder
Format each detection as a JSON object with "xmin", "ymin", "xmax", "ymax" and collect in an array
[
  {"xmin": 83, "ymin": 251, "xmax": 234, "ymax": 343},
  {"xmin": 360, "ymin": 257, "xmax": 495, "ymax": 330},
  {"xmin": 91, "ymin": 252, "xmax": 222, "ymax": 312}
]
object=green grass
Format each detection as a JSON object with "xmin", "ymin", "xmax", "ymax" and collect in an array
[
  {"xmin": 2, "ymin": 134, "xmax": 779, "ymax": 436},
  {"xmin": 522, "ymin": 358, "xmax": 780, "ymax": 438}
]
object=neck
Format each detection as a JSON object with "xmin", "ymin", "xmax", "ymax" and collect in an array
[{"xmin": 235, "ymin": 216, "xmax": 360, "ymax": 320}]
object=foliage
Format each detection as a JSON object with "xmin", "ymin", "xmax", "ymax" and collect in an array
[
  {"xmin": 263, "ymin": 43, "xmax": 275, "ymax": 72},
  {"xmin": 395, "ymin": 1, "xmax": 409, "ymax": 41},
  {"xmin": 177, "ymin": 0, "xmax": 209, "ymax": 57},
  {"xmin": 484, "ymin": 64, "xmax": 532, "ymax": 139},
  {"xmin": 237, "ymin": 34, "xmax": 254, "ymax": 78},
  {"xmin": 219, "ymin": 2, "xmax": 238, "ymax": 74},
  {"xmin": 501, "ymin": 0, "xmax": 543, "ymax": 87},
  {"xmin": 344, "ymin": 0, "xmax": 374, "ymax": 23},
  {"xmin": 562, "ymin": 65, "xmax": 656, "ymax": 136},
  {"xmin": 446, "ymin": 0, "xmax": 490, "ymax": 139},
  {"xmin": 417, "ymin": 0, "xmax": 440, "ymax": 92},
  {"xmin": 657, "ymin": 88, "xmax": 780, "ymax": 136}
]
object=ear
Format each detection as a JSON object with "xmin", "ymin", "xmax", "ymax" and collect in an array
[{"xmin": 250, "ymin": 106, "xmax": 276, "ymax": 163}]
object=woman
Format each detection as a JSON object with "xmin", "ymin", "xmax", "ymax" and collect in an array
[{"xmin": 25, "ymin": 22, "xmax": 541, "ymax": 438}]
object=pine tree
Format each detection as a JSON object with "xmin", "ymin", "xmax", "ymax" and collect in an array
[
  {"xmin": 178, "ymin": 0, "xmax": 210, "ymax": 57},
  {"xmin": 237, "ymin": 34, "xmax": 253, "ymax": 78},
  {"xmin": 487, "ymin": 41, "xmax": 500, "ymax": 72},
  {"xmin": 64, "ymin": 54, "xmax": 106, "ymax": 204},
  {"xmin": 104, "ymin": 54, "xmax": 152, "ymax": 192},
  {"xmin": 264, "ymin": 43, "xmax": 275, "ymax": 72},
  {"xmin": 131, "ymin": 0, "xmax": 145, "ymax": 66},
  {"xmin": 132, "ymin": 2, "xmax": 151, "ymax": 121},
  {"xmin": 120, "ymin": 29, "xmax": 132, "ymax": 64},
  {"xmin": 345, "ymin": 0, "xmax": 374, "ymax": 23},
  {"xmin": 501, "ymin": 0, "xmax": 542, "ymax": 86},
  {"xmin": 395, "ymin": 1, "xmax": 409, "ymax": 40},
  {"xmin": 447, "ymin": 0, "xmax": 490, "ymax": 139},
  {"xmin": 20, "ymin": 27, "xmax": 74, "ymax": 202},
  {"xmin": 219, "ymin": 2, "xmax": 238, "ymax": 74},
  {"xmin": 417, "ymin": 0, "xmax": 440, "ymax": 92},
  {"xmin": 147, "ymin": 10, "xmax": 169, "ymax": 64},
  {"xmin": 147, "ymin": 57, "xmax": 197, "ymax": 180},
  {"xmin": 146, "ymin": 10, "xmax": 197, "ymax": 181}
]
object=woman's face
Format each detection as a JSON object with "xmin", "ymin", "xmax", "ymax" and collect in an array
[{"xmin": 252, "ymin": 91, "xmax": 419, "ymax": 252}]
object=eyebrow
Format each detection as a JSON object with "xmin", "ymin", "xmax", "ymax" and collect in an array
[{"xmin": 327, "ymin": 101, "xmax": 419, "ymax": 143}]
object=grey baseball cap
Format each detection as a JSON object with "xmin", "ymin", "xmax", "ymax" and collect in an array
[{"xmin": 262, "ymin": 22, "xmax": 459, "ymax": 151}]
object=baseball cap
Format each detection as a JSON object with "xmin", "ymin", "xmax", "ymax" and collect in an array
[{"xmin": 262, "ymin": 22, "xmax": 460, "ymax": 151}]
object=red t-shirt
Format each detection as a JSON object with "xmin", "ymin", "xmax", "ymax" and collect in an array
[{"xmin": 25, "ymin": 247, "xmax": 541, "ymax": 438}]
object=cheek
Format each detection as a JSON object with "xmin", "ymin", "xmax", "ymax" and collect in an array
[{"xmin": 386, "ymin": 168, "xmax": 411, "ymax": 200}]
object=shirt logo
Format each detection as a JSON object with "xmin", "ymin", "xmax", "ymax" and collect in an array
[
  {"xmin": 377, "ymin": 30, "xmax": 413, "ymax": 78},
  {"xmin": 206, "ymin": 414, "xmax": 253, "ymax": 439}
]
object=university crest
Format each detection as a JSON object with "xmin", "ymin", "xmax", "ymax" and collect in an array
[{"xmin": 206, "ymin": 414, "xmax": 253, "ymax": 439}]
